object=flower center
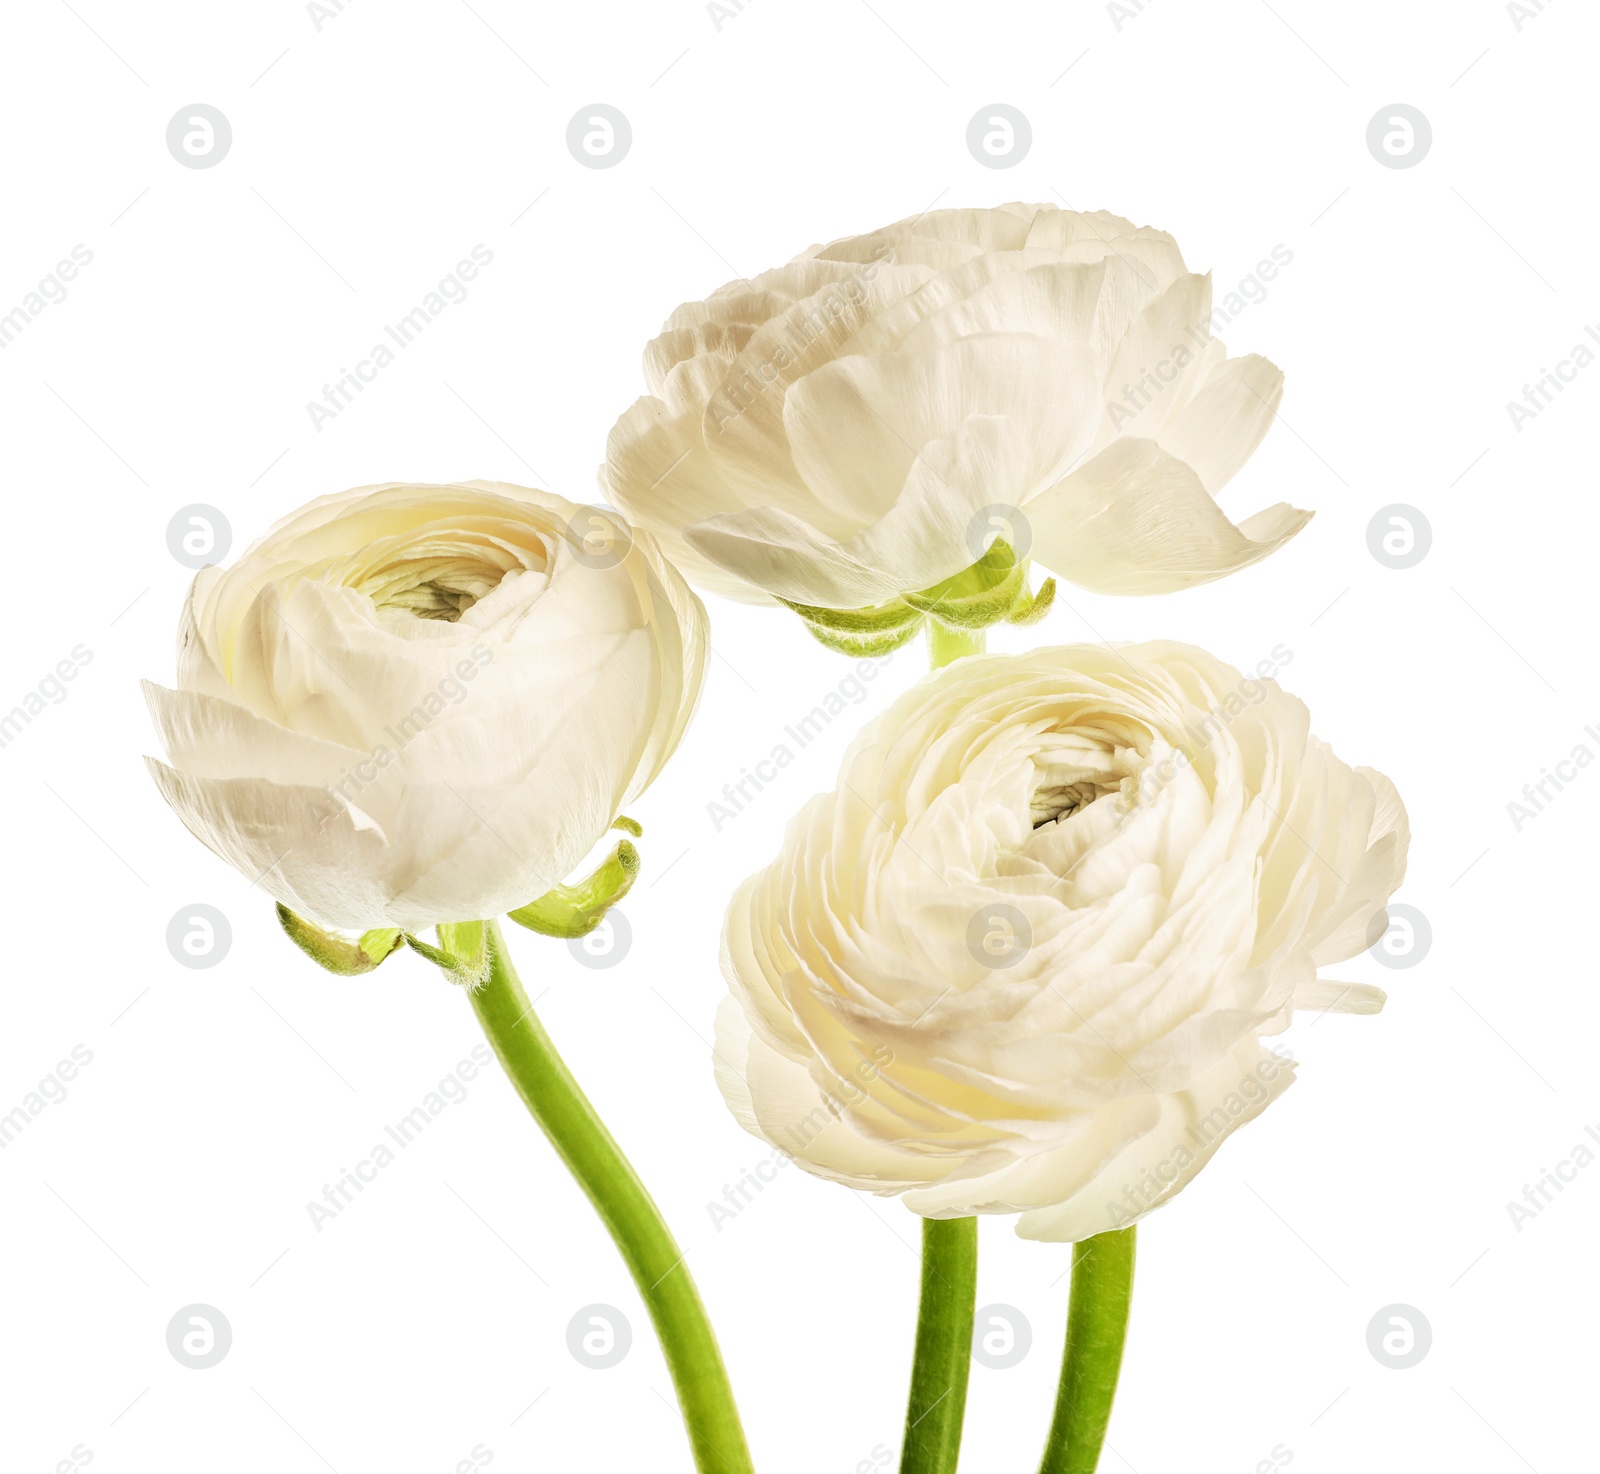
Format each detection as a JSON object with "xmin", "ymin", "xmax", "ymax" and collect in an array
[
  {"xmin": 358, "ymin": 554, "xmax": 517, "ymax": 623},
  {"xmin": 1031, "ymin": 779, "xmax": 1119, "ymax": 828},
  {"xmin": 1027, "ymin": 735, "xmax": 1129, "ymax": 829}
]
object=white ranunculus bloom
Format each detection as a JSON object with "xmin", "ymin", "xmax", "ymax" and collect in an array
[
  {"xmin": 715, "ymin": 642, "xmax": 1407, "ymax": 1241},
  {"xmin": 145, "ymin": 481, "xmax": 706, "ymax": 932},
  {"xmin": 605, "ymin": 205, "xmax": 1309, "ymax": 614}
]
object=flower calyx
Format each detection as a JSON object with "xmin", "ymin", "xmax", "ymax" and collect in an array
[
  {"xmin": 276, "ymin": 904, "xmax": 404, "ymax": 975},
  {"xmin": 780, "ymin": 541, "xmax": 1054, "ymax": 656},
  {"xmin": 506, "ymin": 817, "xmax": 642, "ymax": 940}
]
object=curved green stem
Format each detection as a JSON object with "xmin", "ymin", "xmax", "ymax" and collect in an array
[
  {"xmin": 927, "ymin": 622, "xmax": 986, "ymax": 666},
  {"xmin": 900, "ymin": 1216, "xmax": 978, "ymax": 1474},
  {"xmin": 469, "ymin": 922, "xmax": 753, "ymax": 1474},
  {"xmin": 1038, "ymin": 1227, "xmax": 1136, "ymax": 1474}
]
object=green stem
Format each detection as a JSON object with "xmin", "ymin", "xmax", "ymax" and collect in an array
[
  {"xmin": 900, "ymin": 1216, "xmax": 979, "ymax": 1474},
  {"xmin": 927, "ymin": 623, "xmax": 986, "ymax": 667},
  {"xmin": 1038, "ymin": 1228, "xmax": 1136, "ymax": 1474},
  {"xmin": 896, "ymin": 622, "xmax": 986, "ymax": 1472},
  {"xmin": 469, "ymin": 921, "xmax": 753, "ymax": 1474}
]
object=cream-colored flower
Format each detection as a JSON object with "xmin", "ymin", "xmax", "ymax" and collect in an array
[
  {"xmin": 605, "ymin": 205, "xmax": 1308, "ymax": 618},
  {"xmin": 145, "ymin": 481, "xmax": 706, "ymax": 932},
  {"xmin": 716, "ymin": 642, "xmax": 1407, "ymax": 1241}
]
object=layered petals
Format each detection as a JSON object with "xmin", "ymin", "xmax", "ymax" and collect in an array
[
  {"xmin": 145, "ymin": 481, "xmax": 707, "ymax": 931},
  {"xmin": 605, "ymin": 205, "xmax": 1309, "ymax": 611},
  {"xmin": 715, "ymin": 642, "xmax": 1408, "ymax": 1239}
]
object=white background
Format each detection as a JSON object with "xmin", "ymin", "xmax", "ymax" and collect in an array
[{"xmin": 0, "ymin": 1, "xmax": 1592, "ymax": 1470}]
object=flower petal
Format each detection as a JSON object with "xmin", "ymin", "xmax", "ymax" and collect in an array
[{"xmin": 1026, "ymin": 439, "xmax": 1312, "ymax": 594}]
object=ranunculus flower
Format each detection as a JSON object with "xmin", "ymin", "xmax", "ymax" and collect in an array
[
  {"xmin": 715, "ymin": 642, "xmax": 1407, "ymax": 1241},
  {"xmin": 604, "ymin": 205, "xmax": 1309, "ymax": 625},
  {"xmin": 144, "ymin": 481, "xmax": 706, "ymax": 932}
]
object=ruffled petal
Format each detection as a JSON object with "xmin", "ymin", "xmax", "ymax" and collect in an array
[{"xmin": 1026, "ymin": 439, "xmax": 1312, "ymax": 594}]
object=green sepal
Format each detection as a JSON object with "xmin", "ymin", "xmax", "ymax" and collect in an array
[
  {"xmin": 404, "ymin": 919, "xmax": 490, "ymax": 987},
  {"xmin": 1006, "ymin": 575, "xmax": 1056, "ymax": 626},
  {"xmin": 612, "ymin": 814, "xmax": 643, "ymax": 838},
  {"xmin": 778, "ymin": 594, "xmax": 924, "ymax": 638},
  {"xmin": 360, "ymin": 927, "xmax": 405, "ymax": 964},
  {"xmin": 778, "ymin": 540, "xmax": 1055, "ymax": 654},
  {"xmin": 904, "ymin": 541, "xmax": 1027, "ymax": 631},
  {"xmin": 276, "ymin": 903, "xmax": 404, "ymax": 975},
  {"xmin": 779, "ymin": 592, "xmax": 926, "ymax": 656},
  {"xmin": 507, "ymin": 838, "xmax": 640, "ymax": 940},
  {"xmin": 799, "ymin": 616, "xmax": 925, "ymax": 657}
]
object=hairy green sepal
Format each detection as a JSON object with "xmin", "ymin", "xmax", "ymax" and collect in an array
[
  {"xmin": 781, "ymin": 541, "xmax": 1052, "ymax": 654},
  {"xmin": 276, "ymin": 903, "xmax": 403, "ymax": 975},
  {"xmin": 507, "ymin": 835, "xmax": 640, "ymax": 940},
  {"xmin": 404, "ymin": 919, "xmax": 490, "ymax": 987}
]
